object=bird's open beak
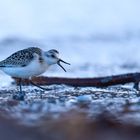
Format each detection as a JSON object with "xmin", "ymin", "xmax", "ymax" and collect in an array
[{"xmin": 57, "ymin": 59, "xmax": 70, "ymax": 72}]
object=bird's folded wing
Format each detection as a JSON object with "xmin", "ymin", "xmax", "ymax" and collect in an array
[{"xmin": 0, "ymin": 47, "xmax": 42, "ymax": 67}]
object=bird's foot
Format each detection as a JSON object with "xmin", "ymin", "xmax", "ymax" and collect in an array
[{"xmin": 13, "ymin": 92, "xmax": 25, "ymax": 101}]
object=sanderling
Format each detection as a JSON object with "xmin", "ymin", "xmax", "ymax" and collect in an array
[{"xmin": 0, "ymin": 47, "xmax": 70, "ymax": 100}]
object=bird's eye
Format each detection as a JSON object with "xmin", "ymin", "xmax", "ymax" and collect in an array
[{"xmin": 51, "ymin": 54, "xmax": 55, "ymax": 58}]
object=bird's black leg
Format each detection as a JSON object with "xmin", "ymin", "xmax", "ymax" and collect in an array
[
  {"xmin": 13, "ymin": 78, "xmax": 25, "ymax": 101},
  {"xmin": 19, "ymin": 78, "xmax": 22, "ymax": 93},
  {"xmin": 30, "ymin": 80, "xmax": 51, "ymax": 91}
]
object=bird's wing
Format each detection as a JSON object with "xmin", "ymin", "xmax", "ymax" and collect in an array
[{"xmin": 0, "ymin": 47, "xmax": 42, "ymax": 67}]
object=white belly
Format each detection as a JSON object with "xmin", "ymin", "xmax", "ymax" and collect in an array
[{"xmin": 1, "ymin": 59, "xmax": 49, "ymax": 78}]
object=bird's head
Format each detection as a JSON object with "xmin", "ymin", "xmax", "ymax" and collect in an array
[{"xmin": 44, "ymin": 49, "xmax": 70, "ymax": 72}]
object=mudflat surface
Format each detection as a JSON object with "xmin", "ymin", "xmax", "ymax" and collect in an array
[{"xmin": 0, "ymin": 84, "xmax": 140, "ymax": 140}]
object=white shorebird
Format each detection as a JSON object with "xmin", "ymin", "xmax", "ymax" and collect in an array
[{"xmin": 0, "ymin": 47, "xmax": 70, "ymax": 100}]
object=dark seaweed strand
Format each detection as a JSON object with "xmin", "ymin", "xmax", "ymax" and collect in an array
[{"xmin": 0, "ymin": 47, "xmax": 42, "ymax": 67}]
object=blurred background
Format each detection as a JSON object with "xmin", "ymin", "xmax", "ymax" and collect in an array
[
  {"xmin": 0, "ymin": 1, "xmax": 140, "ymax": 140},
  {"xmin": 0, "ymin": 0, "xmax": 140, "ymax": 84}
]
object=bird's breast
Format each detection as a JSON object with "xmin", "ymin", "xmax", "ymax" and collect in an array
[{"xmin": 1, "ymin": 58, "xmax": 49, "ymax": 78}]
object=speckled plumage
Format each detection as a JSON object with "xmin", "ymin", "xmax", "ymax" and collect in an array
[
  {"xmin": 0, "ymin": 47, "xmax": 42, "ymax": 67},
  {"xmin": 0, "ymin": 47, "xmax": 69, "ymax": 79},
  {"xmin": 0, "ymin": 47, "xmax": 63, "ymax": 79},
  {"xmin": 0, "ymin": 47, "xmax": 70, "ymax": 100}
]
